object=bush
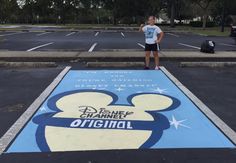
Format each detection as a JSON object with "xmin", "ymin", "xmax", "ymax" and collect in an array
[{"xmin": 189, "ymin": 21, "xmax": 216, "ymax": 27}]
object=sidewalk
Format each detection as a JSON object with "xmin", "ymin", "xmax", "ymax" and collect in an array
[
  {"xmin": 0, "ymin": 51, "xmax": 80, "ymax": 62},
  {"xmin": 79, "ymin": 51, "xmax": 236, "ymax": 61},
  {"xmin": 0, "ymin": 51, "xmax": 235, "ymax": 62}
]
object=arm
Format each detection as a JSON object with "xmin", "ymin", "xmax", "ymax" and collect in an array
[
  {"xmin": 139, "ymin": 24, "xmax": 145, "ymax": 32},
  {"xmin": 156, "ymin": 32, "xmax": 164, "ymax": 44}
]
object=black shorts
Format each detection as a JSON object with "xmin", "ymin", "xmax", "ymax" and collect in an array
[{"xmin": 145, "ymin": 43, "xmax": 158, "ymax": 51}]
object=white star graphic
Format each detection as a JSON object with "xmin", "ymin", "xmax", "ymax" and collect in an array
[
  {"xmin": 116, "ymin": 87, "xmax": 124, "ymax": 92},
  {"xmin": 40, "ymin": 107, "xmax": 47, "ymax": 112},
  {"xmin": 152, "ymin": 87, "xmax": 167, "ymax": 94},
  {"xmin": 169, "ymin": 115, "xmax": 191, "ymax": 130}
]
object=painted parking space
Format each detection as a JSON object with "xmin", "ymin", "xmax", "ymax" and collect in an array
[{"xmin": 5, "ymin": 69, "xmax": 235, "ymax": 153}]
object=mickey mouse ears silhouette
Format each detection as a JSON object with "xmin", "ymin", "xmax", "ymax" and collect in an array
[{"xmin": 47, "ymin": 90, "xmax": 180, "ymax": 113}]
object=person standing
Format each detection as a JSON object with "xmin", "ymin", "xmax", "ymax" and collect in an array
[{"xmin": 139, "ymin": 16, "xmax": 164, "ymax": 70}]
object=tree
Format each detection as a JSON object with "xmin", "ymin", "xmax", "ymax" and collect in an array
[
  {"xmin": 170, "ymin": 0, "xmax": 176, "ymax": 27},
  {"xmin": 0, "ymin": 0, "xmax": 8, "ymax": 23},
  {"xmin": 175, "ymin": 0, "xmax": 195, "ymax": 24},
  {"xmin": 212, "ymin": 0, "xmax": 236, "ymax": 32},
  {"xmin": 164, "ymin": 0, "xmax": 177, "ymax": 27},
  {"xmin": 0, "ymin": 0, "xmax": 20, "ymax": 23},
  {"xmin": 102, "ymin": 0, "xmax": 163, "ymax": 25},
  {"xmin": 192, "ymin": 0, "xmax": 214, "ymax": 29}
]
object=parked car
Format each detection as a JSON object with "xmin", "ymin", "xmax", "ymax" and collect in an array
[{"xmin": 230, "ymin": 25, "xmax": 236, "ymax": 44}]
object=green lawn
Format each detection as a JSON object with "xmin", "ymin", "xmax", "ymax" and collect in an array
[
  {"xmin": 188, "ymin": 27, "xmax": 231, "ymax": 37},
  {"xmin": 161, "ymin": 26, "xmax": 231, "ymax": 37}
]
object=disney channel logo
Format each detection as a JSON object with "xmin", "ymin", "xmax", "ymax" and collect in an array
[{"xmin": 78, "ymin": 106, "xmax": 134, "ymax": 120}]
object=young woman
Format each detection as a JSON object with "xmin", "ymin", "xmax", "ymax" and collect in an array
[{"xmin": 139, "ymin": 16, "xmax": 164, "ymax": 70}]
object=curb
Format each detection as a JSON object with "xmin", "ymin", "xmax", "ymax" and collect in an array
[
  {"xmin": 0, "ymin": 51, "xmax": 236, "ymax": 62},
  {"xmin": 79, "ymin": 56, "xmax": 236, "ymax": 62},
  {"xmin": 87, "ymin": 62, "xmax": 145, "ymax": 68},
  {"xmin": 0, "ymin": 57, "xmax": 78, "ymax": 62},
  {"xmin": 0, "ymin": 62, "xmax": 57, "ymax": 68},
  {"xmin": 2, "ymin": 56, "xmax": 236, "ymax": 62},
  {"xmin": 180, "ymin": 62, "xmax": 236, "ymax": 68}
]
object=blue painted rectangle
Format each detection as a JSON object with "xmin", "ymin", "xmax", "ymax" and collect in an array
[{"xmin": 6, "ymin": 70, "xmax": 235, "ymax": 153}]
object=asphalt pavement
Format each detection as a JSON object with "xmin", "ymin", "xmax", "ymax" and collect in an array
[
  {"xmin": 0, "ymin": 31, "xmax": 236, "ymax": 52},
  {"xmin": 0, "ymin": 67, "xmax": 63, "ymax": 138},
  {"xmin": 0, "ymin": 63, "xmax": 236, "ymax": 163}
]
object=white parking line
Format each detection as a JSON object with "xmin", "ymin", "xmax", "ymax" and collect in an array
[
  {"xmin": 137, "ymin": 43, "xmax": 145, "ymax": 49},
  {"xmin": 219, "ymin": 43, "xmax": 236, "ymax": 47},
  {"xmin": 88, "ymin": 43, "xmax": 98, "ymax": 52},
  {"xmin": 178, "ymin": 43, "xmax": 201, "ymax": 50},
  {"xmin": 27, "ymin": 42, "xmax": 54, "ymax": 52},
  {"xmin": 36, "ymin": 32, "xmax": 51, "ymax": 36},
  {"xmin": 0, "ymin": 32, "xmax": 27, "ymax": 37},
  {"xmin": 94, "ymin": 32, "xmax": 99, "ymax": 37},
  {"xmin": 121, "ymin": 32, "xmax": 125, "ymax": 37},
  {"xmin": 66, "ymin": 32, "xmax": 76, "ymax": 37},
  {"xmin": 166, "ymin": 33, "xmax": 180, "ymax": 37}
]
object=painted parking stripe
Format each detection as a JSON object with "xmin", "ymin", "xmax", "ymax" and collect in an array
[
  {"xmin": 94, "ymin": 32, "xmax": 99, "ymax": 37},
  {"xmin": 66, "ymin": 32, "xmax": 76, "ymax": 37},
  {"xmin": 166, "ymin": 33, "xmax": 180, "ymax": 37},
  {"xmin": 37, "ymin": 32, "xmax": 51, "ymax": 36},
  {"xmin": 137, "ymin": 43, "xmax": 145, "ymax": 49},
  {"xmin": 219, "ymin": 43, "xmax": 236, "ymax": 47},
  {"xmin": 4, "ymin": 69, "xmax": 235, "ymax": 153},
  {"xmin": 121, "ymin": 32, "xmax": 125, "ymax": 37},
  {"xmin": 0, "ymin": 32, "xmax": 27, "ymax": 37},
  {"xmin": 88, "ymin": 43, "xmax": 98, "ymax": 52},
  {"xmin": 0, "ymin": 67, "xmax": 71, "ymax": 155},
  {"xmin": 27, "ymin": 42, "xmax": 54, "ymax": 52},
  {"xmin": 178, "ymin": 43, "xmax": 201, "ymax": 50}
]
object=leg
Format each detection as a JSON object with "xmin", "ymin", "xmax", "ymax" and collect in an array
[
  {"xmin": 145, "ymin": 51, "xmax": 151, "ymax": 68},
  {"xmin": 153, "ymin": 51, "xmax": 160, "ymax": 68}
]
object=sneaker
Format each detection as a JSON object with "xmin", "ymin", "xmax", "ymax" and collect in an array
[
  {"xmin": 144, "ymin": 66, "xmax": 150, "ymax": 70},
  {"xmin": 155, "ymin": 66, "xmax": 160, "ymax": 70}
]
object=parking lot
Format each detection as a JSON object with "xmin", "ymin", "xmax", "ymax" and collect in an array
[
  {"xmin": 0, "ymin": 30, "xmax": 236, "ymax": 52},
  {"xmin": 1, "ymin": 0, "xmax": 236, "ymax": 161},
  {"xmin": 0, "ymin": 27, "xmax": 236, "ymax": 163}
]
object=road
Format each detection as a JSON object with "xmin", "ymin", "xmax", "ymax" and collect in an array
[{"xmin": 0, "ymin": 31, "xmax": 236, "ymax": 52}]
